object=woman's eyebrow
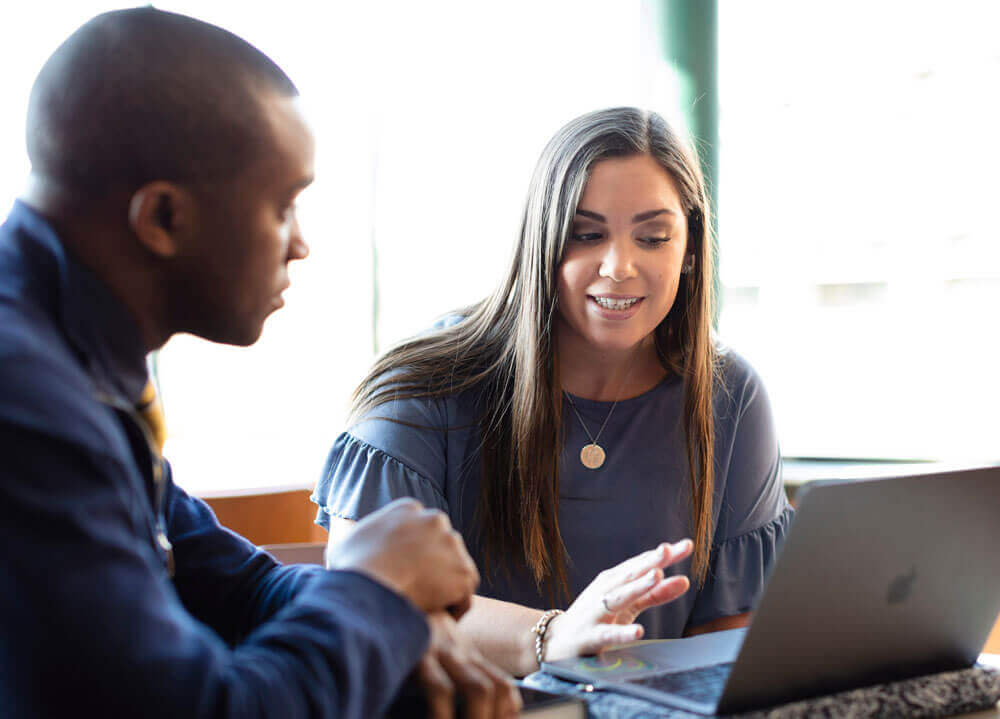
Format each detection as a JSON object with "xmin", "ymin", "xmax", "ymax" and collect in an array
[
  {"xmin": 575, "ymin": 207, "xmax": 678, "ymax": 223},
  {"xmin": 631, "ymin": 208, "xmax": 678, "ymax": 223},
  {"xmin": 575, "ymin": 208, "xmax": 606, "ymax": 223}
]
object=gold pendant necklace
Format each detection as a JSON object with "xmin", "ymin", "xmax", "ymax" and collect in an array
[
  {"xmin": 565, "ymin": 393, "xmax": 619, "ymax": 469},
  {"xmin": 563, "ymin": 350, "xmax": 640, "ymax": 470},
  {"xmin": 579, "ymin": 443, "xmax": 607, "ymax": 469},
  {"xmin": 563, "ymin": 352, "xmax": 639, "ymax": 469}
]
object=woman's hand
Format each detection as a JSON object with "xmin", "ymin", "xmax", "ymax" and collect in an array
[{"xmin": 543, "ymin": 540, "xmax": 693, "ymax": 661}]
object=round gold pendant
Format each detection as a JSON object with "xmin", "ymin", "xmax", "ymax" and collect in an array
[{"xmin": 580, "ymin": 443, "xmax": 606, "ymax": 469}]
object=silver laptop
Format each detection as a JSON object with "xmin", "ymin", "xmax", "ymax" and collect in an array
[{"xmin": 542, "ymin": 465, "xmax": 1000, "ymax": 714}]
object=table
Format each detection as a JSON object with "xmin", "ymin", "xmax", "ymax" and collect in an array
[
  {"xmin": 525, "ymin": 653, "xmax": 1000, "ymax": 718},
  {"xmin": 959, "ymin": 654, "xmax": 1000, "ymax": 717}
]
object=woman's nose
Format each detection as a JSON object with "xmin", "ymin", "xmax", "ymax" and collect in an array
[{"xmin": 598, "ymin": 238, "xmax": 638, "ymax": 282}]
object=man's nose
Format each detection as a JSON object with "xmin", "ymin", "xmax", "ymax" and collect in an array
[{"xmin": 287, "ymin": 214, "xmax": 309, "ymax": 261}]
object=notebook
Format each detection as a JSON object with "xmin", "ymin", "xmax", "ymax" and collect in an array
[{"xmin": 542, "ymin": 465, "xmax": 1000, "ymax": 715}]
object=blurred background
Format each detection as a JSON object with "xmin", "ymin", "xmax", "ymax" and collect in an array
[{"xmin": 4, "ymin": 1, "xmax": 998, "ymax": 503}]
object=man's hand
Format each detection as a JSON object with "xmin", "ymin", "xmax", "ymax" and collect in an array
[
  {"xmin": 418, "ymin": 613, "xmax": 522, "ymax": 719},
  {"xmin": 329, "ymin": 499, "xmax": 479, "ymax": 616}
]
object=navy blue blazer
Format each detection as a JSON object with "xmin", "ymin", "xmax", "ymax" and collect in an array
[{"xmin": 0, "ymin": 200, "xmax": 429, "ymax": 718}]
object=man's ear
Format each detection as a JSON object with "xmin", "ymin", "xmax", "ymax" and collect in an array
[{"xmin": 127, "ymin": 182, "xmax": 196, "ymax": 258}]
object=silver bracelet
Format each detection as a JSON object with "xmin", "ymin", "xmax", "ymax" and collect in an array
[{"xmin": 530, "ymin": 609, "xmax": 564, "ymax": 667}]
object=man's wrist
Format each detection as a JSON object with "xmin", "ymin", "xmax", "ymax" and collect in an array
[{"xmin": 330, "ymin": 565, "xmax": 411, "ymax": 609}]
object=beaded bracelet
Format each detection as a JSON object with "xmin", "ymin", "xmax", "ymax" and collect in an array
[{"xmin": 529, "ymin": 608, "xmax": 564, "ymax": 667}]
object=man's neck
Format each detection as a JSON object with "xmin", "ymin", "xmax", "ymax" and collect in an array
[{"xmin": 20, "ymin": 176, "xmax": 171, "ymax": 353}]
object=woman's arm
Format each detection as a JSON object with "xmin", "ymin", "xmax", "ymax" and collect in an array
[
  {"xmin": 464, "ymin": 541, "xmax": 694, "ymax": 675},
  {"xmin": 325, "ymin": 516, "xmax": 358, "ymax": 566},
  {"xmin": 459, "ymin": 595, "xmax": 544, "ymax": 677},
  {"xmin": 331, "ymin": 518, "xmax": 541, "ymax": 674},
  {"xmin": 331, "ymin": 518, "xmax": 695, "ymax": 676}
]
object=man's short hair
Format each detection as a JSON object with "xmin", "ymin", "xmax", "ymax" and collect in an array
[{"xmin": 26, "ymin": 7, "xmax": 298, "ymax": 197}]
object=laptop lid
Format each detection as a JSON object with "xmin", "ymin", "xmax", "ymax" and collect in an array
[{"xmin": 716, "ymin": 465, "xmax": 1000, "ymax": 714}]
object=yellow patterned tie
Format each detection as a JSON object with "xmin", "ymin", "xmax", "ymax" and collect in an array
[
  {"xmin": 136, "ymin": 380, "xmax": 167, "ymax": 453},
  {"xmin": 136, "ymin": 379, "xmax": 174, "ymax": 576}
]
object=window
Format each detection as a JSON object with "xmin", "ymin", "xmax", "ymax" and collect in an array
[
  {"xmin": 717, "ymin": 0, "xmax": 1000, "ymax": 463},
  {"xmin": 7, "ymin": 3, "xmax": 995, "ymax": 498},
  {"xmin": 4, "ymin": 2, "xmax": 673, "ymax": 495}
]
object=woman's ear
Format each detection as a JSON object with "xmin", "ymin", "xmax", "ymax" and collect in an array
[{"xmin": 128, "ymin": 181, "xmax": 195, "ymax": 258}]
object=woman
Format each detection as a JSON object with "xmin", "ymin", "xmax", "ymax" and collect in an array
[{"xmin": 312, "ymin": 107, "xmax": 792, "ymax": 676}]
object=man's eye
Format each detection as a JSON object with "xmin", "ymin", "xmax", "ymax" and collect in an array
[{"xmin": 570, "ymin": 232, "xmax": 602, "ymax": 243}]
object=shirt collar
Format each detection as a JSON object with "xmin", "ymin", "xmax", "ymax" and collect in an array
[{"xmin": 10, "ymin": 200, "xmax": 149, "ymax": 406}]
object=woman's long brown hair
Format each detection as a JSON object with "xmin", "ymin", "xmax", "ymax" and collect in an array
[{"xmin": 351, "ymin": 108, "xmax": 718, "ymax": 602}]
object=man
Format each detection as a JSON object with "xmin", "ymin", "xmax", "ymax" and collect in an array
[{"xmin": 0, "ymin": 8, "xmax": 518, "ymax": 718}]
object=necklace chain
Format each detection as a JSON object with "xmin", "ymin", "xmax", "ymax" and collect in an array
[
  {"xmin": 562, "ymin": 350, "xmax": 640, "ymax": 466},
  {"xmin": 564, "ymin": 392, "xmax": 619, "ymax": 447}
]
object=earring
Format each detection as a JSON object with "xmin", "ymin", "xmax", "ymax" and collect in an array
[{"xmin": 681, "ymin": 256, "xmax": 695, "ymax": 275}]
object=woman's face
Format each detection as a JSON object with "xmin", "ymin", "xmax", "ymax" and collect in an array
[{"xmin": 555, "ymin": 153, "xmax": 690, "ymax": 357}]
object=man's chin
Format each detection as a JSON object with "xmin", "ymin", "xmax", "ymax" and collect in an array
[
  {"xmin": 232, "ymin": 322, "xmax": 267, "ymax": 347},
  {"xmin": 198, "ymin": 320, "xmax": 267, "ymax": 348}
]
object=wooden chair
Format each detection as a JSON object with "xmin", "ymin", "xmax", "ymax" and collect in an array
[{"xmin": 260, "ymin": 541, "xmax": 326, "ymax": 566}]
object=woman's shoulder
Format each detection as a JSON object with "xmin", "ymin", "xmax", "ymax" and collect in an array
[
  {"xmin": 715, "ymin": 344, "xmax": 764, "ymax": 385},
  {"xmin": 713, "ymin": 345, "xmax": 771, "ymax": 409},
  {"xmin": 348, "ymin": 314, "xmax": 481, "ymax": 440},
  {"xmin": 348, "ymin": 375, "xmax": 480, "ymax": 439}
]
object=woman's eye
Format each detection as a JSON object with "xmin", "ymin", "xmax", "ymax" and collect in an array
[
  {"xmin": 639, "ymin": 236, "xmax": 670, "ymax": 246},
  {"xmin": 570, "ymin": 232, "xmax": 602, "ymax": 243}
]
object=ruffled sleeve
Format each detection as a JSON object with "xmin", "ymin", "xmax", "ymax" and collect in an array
[
  {"xmin": 312, "ymin": 433, "xmax": 448, "ymax": 529},
  {"xmin": 688, "ymin": 350, "xmax": 793, "ymax": 628},
  {"xmin": 688, "ymin": 505, "xmax": 793, "ymax": 627}
]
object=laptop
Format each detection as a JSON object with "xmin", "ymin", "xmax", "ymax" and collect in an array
[{"xmin": 542, "ymin": 465, "xmax": 1000, "ymax": 715}]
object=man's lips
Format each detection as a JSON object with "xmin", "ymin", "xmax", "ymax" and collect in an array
[{"xmin": 272, "ymin": 281, "xmax": 291, "ymax": 308}]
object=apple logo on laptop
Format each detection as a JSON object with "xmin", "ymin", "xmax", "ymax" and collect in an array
[{"xmin": 887, "ymin": 566, "xmax": 917, "ymax": 604}]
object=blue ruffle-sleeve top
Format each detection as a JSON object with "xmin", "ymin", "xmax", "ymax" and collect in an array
[{"xmin": 313, "ymin": 344, "xmax": 792, "ymax": 637}]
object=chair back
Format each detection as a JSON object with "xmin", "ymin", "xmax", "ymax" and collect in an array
[{"xmin": 261, "ymin": 541, "xmax": 326, "ymax": 565}]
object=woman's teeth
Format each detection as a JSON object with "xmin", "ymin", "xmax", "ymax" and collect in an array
[{"xmin": 593, "ymin": 296, "xmax": 639, "ymax": 311}]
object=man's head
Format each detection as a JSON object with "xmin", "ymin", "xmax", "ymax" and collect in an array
[{"xmin": 25, "ymin": 7, "xmax": 314, "ymax": 347}]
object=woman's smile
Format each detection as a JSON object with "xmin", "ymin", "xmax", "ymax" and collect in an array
[{"xmin": 588, "ymin": 294, "xmax": 644, "ymax": 319}]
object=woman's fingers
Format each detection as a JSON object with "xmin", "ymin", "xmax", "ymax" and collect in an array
[
  {"xmin": 550, "ymin": 541, "xmax": 696, "ymax": 662},
  {"xmin": 659, "ymin": 539, "xmax": 693, "ymax": 568},
  {"xmin": 601, "ymin": 568, "xmax": 663, "ymax": 615},
  {"xmin": 574, "ymin": 622, "xmax": 646, "ymax": 656},
  {"xmin": 607, "ymin": 539, "xmax": 694, "ymax": 587},
  {"xmin": 592, "ymin": 540, "xmax": 693, "ymax": 618},
  {"xmin": 629, "ymin": 574, "xmax": 691, "ymax": 615},
  {"xmin": 609, "ymin": 544, "xmax": 669, "ymax": 584}
]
